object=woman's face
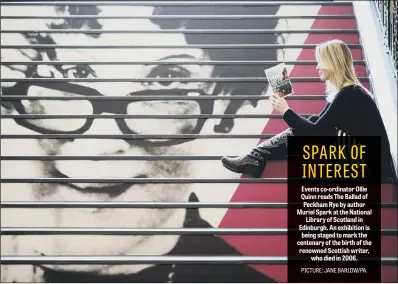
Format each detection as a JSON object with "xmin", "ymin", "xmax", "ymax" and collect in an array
[
  {"xmin": 0, "ymin": 5, "xmax": 217, "ymax": 273},
  {"xmin": 316, "ymin": 57, "xmax": 330, "ymax": 81}
]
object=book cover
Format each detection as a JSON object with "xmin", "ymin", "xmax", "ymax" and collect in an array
[{"xmin": 264, "ymin": 63, "xmax": 294, "ymax": 97}]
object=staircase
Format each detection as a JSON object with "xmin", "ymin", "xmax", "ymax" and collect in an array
[{"xmin": 1, "ymin": 1, "xmax": 397, "ymax": 282}]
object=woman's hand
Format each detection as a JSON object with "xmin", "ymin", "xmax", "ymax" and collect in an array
[{"xmin": 270, "ymin": 92, "xmax": 290, "ymax": 114}]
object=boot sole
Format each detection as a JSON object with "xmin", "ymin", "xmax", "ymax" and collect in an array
[{"xmin": 222, "ymin": 161, "xmax": 263, "ymax": 178}]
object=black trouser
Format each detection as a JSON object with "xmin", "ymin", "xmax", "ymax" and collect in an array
[
  {"xmin": 253, "ymin": 128, "xmax": 291, "ymax": 161},
  {"xmin": 252, "ymin": 116, "xmax": 334, "ymax": 161}
]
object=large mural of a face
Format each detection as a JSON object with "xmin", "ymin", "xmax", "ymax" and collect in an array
[{"xmin": 4, "ymin": 2, "xmax": 389, "ymax": 283}]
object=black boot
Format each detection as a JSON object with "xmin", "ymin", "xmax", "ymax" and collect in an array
[
  {"xmin": 221, "ymin": 149, "xmax": 266, "ymax": 178},
  {"xmin": 221, "ymin": 128, "xmax": 292, "ymax": 178}
]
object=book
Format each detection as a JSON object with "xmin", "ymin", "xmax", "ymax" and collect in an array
[{"xmin": 264, "ymin": 63, "xmax": 294, "ymax": 97}]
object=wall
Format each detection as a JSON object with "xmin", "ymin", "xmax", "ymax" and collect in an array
[{"xmin": 1, "ymin": 2, "xmax": 396, "ymax": 283}]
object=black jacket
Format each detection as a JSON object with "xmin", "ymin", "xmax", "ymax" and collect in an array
[{"xmin": 284, "ymin": 85, "xmax": 395, "ymax": 181}]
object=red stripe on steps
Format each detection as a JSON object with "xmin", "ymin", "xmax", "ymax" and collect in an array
[
  {"xmin": 311, "ymin": 19, "xmax": 357, "ymax": 29},
  {"xmin": 318, "ymin": 5, "xmax": 354, "ymax": 15},
  {"xmin": 217, "ymin": 4, "xmax": 397, "ymax": 283},
  {"xmin": 303, "ymin": 34, "xmax": 359, "ymax": 44}
]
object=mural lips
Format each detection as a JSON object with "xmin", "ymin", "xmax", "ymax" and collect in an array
[{"xmin": 49, "ymin": 167, "xmax": 149, "ymax": 197}]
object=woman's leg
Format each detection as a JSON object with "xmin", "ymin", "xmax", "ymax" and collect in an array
[
  {"xmin": 221, "ymin": 128, "xmax": 293, "ymax": 178},
  {"xmin": 221, "ymin": 115, "xmax": 326, "ymax": 178}
]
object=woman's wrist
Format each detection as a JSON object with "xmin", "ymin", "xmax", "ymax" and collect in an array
[{"xmin": 281, "ymin": 106, "xmax": 290, "ymax": 115}]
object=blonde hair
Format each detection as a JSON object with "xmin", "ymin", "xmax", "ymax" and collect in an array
[{"xmin": 315, "ymin": 39, "xmax": 367, "ymax": 96}]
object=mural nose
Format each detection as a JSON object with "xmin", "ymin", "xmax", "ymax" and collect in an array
[
  {"xmin": 61, "ymin": 118, "xmax": 131, "ymax": 156},
  {"xmin": 60, "ymin": 138, "xmax": 130, "ymax": 156},
  {"xmin": 54, "ymin": 159, "xmax": 145, "ymax": 180},
  {"xmin": 54, "ymin": 117, "xmax": 146, "ymax": 180}
]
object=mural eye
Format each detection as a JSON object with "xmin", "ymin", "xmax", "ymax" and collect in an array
[
  {"xmin": 145, "ymin": 65, "xmax": 191, "ymax": 89},
  {"xmin": 64, "ymin": 65, "xmax": 96, "ymax": 79}
]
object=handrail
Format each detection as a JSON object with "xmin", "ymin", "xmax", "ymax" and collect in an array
[
  {"xmin": 353, "ymin": 1, "xmax": 398, "ymax": 182},
  {"xmin": 374, "ymin": 0, "xmax": 397, "ymax": 78}
]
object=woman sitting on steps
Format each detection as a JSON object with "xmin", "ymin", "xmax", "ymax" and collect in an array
[{"xmin": 221, "ymin": 39, "xmax": 394, "ymax": 181}]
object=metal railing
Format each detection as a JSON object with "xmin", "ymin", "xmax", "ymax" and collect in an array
[
  {"xmin": 374, "ymin": 0, "xmax": 398, "ymax": 77},
  {"xmin": 354, "ymin": 1, "xmax": 398, "ymax": 181}
]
